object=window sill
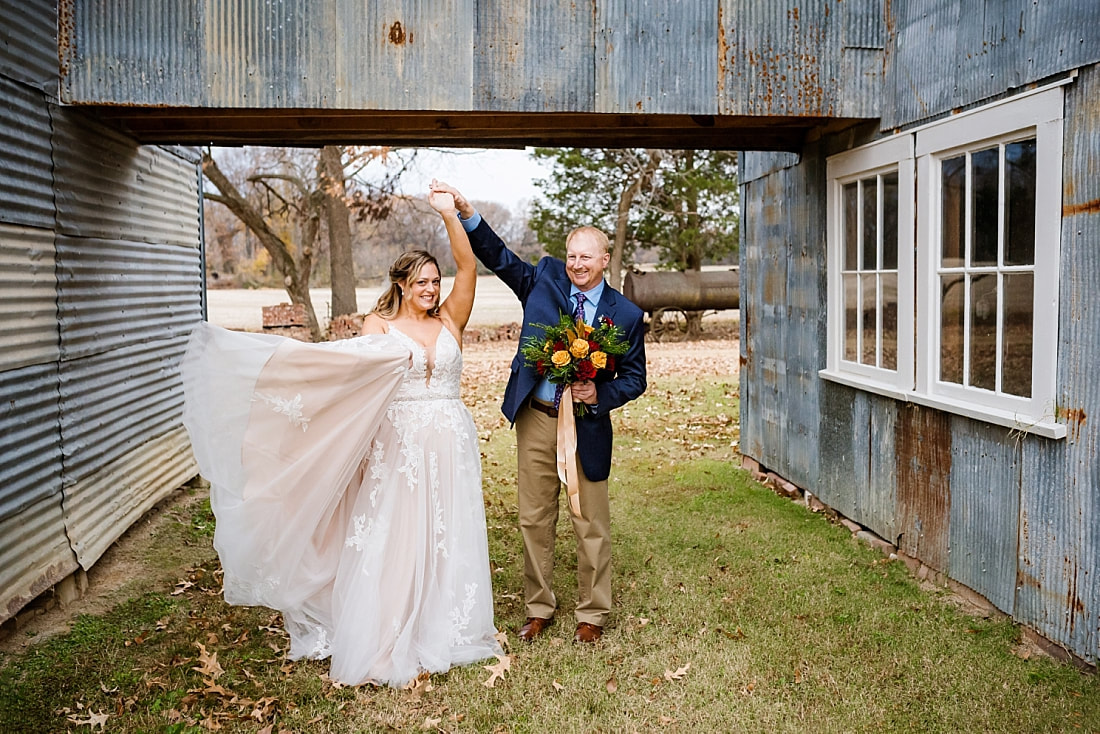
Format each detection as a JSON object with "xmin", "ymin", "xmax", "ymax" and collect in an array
[{"xmin": 818, "ymin": 369, "xmax": 1067, "ymax": 440}]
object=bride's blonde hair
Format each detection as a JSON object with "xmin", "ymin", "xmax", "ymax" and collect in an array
[{"xmin": 372, "ymin": 250, "xmax": 441, "ymax": 318}]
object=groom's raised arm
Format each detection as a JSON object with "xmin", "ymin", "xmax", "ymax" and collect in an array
[{"xmin": 465, "ymin": 216, "xmax": 539, "ymax": 304}]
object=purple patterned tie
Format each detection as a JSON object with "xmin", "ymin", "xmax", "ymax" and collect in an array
[{"xmin": 554, "ymin": 293, "xmax": 588, "ymax": 410}]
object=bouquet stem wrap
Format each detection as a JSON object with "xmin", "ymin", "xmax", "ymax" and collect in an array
[{"xmin": 555, "ymin": 384, "xmax": 584, "ymax": 520}]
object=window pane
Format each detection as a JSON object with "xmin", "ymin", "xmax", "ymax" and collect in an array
[
  {"xmin": 843, "ymin": 182, "xmax": 858, "ymax": 270},
  {"xmin": 971, "ymin": 147, "xmax": 1000, "ymax": 267},
  {"xmin": 843, "ymin": 274, "xmax": 858, "ymax": 361},
  {"xmin": 940, "ymin": 274, "xmax": 965, "ymax": 384},
  {"xmin": 861, "ymin": 274, "xmax": 877, "ymax": 365},
  {"xmin": 1002, "ymin": 273, "xmax": 1034, "ymax": 397},
  {"xmin": 882, "ymin": 172, "xmax": 899, "ymax": 270},
  {"xmin": 969, "ymin": 273, "xmax": 997, "ymax": 391},
  {"xmin": 881, "ymin": 273, "xmax": 898, "ymax": 370},
  {"xmin": 862, "ymin": 178, "xmax": 878, "ymax": 270},
  {"xmin": 941, "ymin": 156, "xmax": 966, "ymax": 267},
  {"xmin": 1005, "ymin": 139, "xmax": 1036, "ymax": 266}
]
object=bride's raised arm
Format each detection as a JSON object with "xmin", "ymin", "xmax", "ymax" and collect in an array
[{"xmin": 429, "ymin": 180, "xmax": 477, "ymax": 335}]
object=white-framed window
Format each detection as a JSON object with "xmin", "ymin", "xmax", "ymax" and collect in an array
[
  {"xmin": 824, "ymin": 135, "xmax": 915, "ymax": 393},
  {"xmin": 822, "ymin": 85, "xmax": 1066, "ymax": 439}
]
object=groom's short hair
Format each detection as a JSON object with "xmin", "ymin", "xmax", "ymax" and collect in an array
[{"xmin": 566, "ymin": 225, "xmax": 610, "ymax": 254}]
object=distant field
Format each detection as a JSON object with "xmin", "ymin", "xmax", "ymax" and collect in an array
[
  {"xmin": 205, "ymin": 276, "xmax": 524, "ymax": 331},
  {"xmin": 206, "ymin": 272, "xmax": 739, "ymax": 332}
]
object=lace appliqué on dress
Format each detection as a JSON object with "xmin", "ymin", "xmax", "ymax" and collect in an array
[
  {"xmin": 449, "ymin": 583, "xmax": 478, "ymax": 645},
  {"xmin": 254, "ymin": 392, "xmax": 310, "ymax": 431}
]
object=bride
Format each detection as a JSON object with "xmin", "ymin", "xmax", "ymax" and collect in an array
[{"xmin": 180, "ymin": 184, "xmax": 501, "ymax": 687}]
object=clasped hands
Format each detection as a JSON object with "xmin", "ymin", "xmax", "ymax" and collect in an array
[{"xmin": 571, "ymin": 380, "xmax": 598, "ymax": 405}]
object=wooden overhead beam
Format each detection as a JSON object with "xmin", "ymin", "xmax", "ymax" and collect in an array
[{"xmin": 81, "ymin": 108, "xmax": 854, "ymax": 151}]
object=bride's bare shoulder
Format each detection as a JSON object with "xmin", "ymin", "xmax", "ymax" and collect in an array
[{"xmin": 360, "ymin": 313, "xmax": 389, "ymax": 335}]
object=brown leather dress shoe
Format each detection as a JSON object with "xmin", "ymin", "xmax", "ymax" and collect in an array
[
  {"xmin": 573, "ymin": 622, "xmax": 603, "ymax": 644},
  {"xmin": 517, "ymin": 616, "xmax": 553, "ymax": 642}
]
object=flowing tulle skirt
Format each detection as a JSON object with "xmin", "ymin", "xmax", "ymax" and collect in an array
[{"xmin": 180, "ymin": 323, "xmax": 501, "ymax": 686}]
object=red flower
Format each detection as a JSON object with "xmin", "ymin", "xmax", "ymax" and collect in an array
[
  {"xmin": 588, "ymin": 340, "xmax": 600, "ymax": 352},
  {"xmin": 536, "ymin": 360, "xmax": 546, "ymax": 375},
  {"xmin": 601, "ymin": 316, "xmax": 614, "ymax": 327},
  {"xmin": 606, "ymin": 356, "xmax": 616, "ymax": 371},
  {"xmin": 553, "ymin": 340, "xmax": 566, "ymax": 351},
  {"xmin": 576, "ymin": 360, "xmax": 597, "ymax": 380}
]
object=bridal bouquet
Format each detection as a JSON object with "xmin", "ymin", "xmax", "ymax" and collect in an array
[{"xmin": 520, "ymin": 312, "xmax": 630, "ymax": 416}]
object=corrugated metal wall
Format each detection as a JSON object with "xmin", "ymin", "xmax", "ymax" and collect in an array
[
  {"xmin": 0, "ymin": 1, "xmax": 203, "ymax": 625},
  {"xmin": 59, "ymin": 0, "xmax": 880, "ymax": 119},
  {"xmin": 740, "ymin": 14, "xmax": 1100, "ymax": 663},
  {"xmin": 884, "ymin": 0, "xmax": 1100, "ymax": 129}
]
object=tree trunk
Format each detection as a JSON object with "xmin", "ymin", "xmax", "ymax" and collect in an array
[
  {"xmin": 201, "ymin": 151, "xmax": 323, "ymax": 341},
  {"xmin": 610, "ymin": 150, "xmax": 662, "ymax": 291},
  {"xmin": 320, "ymin": 146, "xmax": 357, "ymax": 317}
]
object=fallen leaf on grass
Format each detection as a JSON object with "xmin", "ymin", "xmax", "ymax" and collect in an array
[
  {"xmin": 494, "ymin": 630, "xmax": 509, "ymax": 651},
  {"xmin": 659, "ymin": 715, "xmax": 676, "ymax": 725},
  {"xmin": 742, "ymin": 679, "xmax": 756, "ymax": 696},
  {"xmin": 605, "ymin": 675, "xmax": 618, "ymax": 693},
  {"xmin": 66, "ymin": 711, "xmax": 109, "ymax": 729},
  {"xmin": 552, "ymin": 680, "xmax": 565, "ymax": 692},
  {"xmin": 405, "ymin": 671, "xmax": 433, "ymax": 697},
  {"xmin": 171, "ymin": 580, "xmax": 195, "ymax": 596},
  {"xmin": 482, "ymin": 654, "xmax": 511, "ymax": 688},
  {"xmin": 192, "ymin": 642, "xmax": 225, "ymax": 679},
  {"xmin": 422, "ymin": 716, "xmax": 442, "ymax": 729},
  {"xmin": 663, "ymin": 663, "xmax": 690, "ymax": 682}
]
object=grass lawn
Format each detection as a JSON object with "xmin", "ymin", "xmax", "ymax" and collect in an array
[{"xmin": 1, "ymin": 339, "xmax": 1097, "ymax": 733}]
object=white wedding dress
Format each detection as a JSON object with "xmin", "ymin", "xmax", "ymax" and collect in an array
[{"xmin": 180, "ymin": 322, "xmax": 501, "ymax": 687}]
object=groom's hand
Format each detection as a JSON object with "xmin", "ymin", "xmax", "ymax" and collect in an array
[
  {"xmin": 572, "ymin": 381, "xmax": 598, "ymax": 404},
  {"xmin": 430, "ymin": 180, "xmax": 475, "ymax": 219}
]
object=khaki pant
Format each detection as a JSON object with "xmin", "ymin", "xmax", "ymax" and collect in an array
[{"xmin": 515, "ymin": 402, "xmax": 611, "ymax": 627}]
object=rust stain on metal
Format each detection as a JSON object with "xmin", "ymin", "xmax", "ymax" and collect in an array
[
  {"xmin": 388, "ymin": 21, "xmax": 408, "ymax": 46},
  {"xmin": 1056, "ymin": 405, "xmax": 1087, "ymax": 441},
  {"xmin": 1062, "ymin": 198, "xmax": 1100, "ymax": 217},
  {"xmin": 895, "ymin": 404, "xmax": 951, "ymax": 572}
]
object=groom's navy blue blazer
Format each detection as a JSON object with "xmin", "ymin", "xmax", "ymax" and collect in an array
[{"xmin": 468, "ymin": 218, "xmax": 647, "ymax": 482}]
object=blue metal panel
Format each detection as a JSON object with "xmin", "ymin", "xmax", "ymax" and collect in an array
[
  {"xmin": 0, "ymin": 360, "xmax": 61, "ymax": 519},
  {"xmin": 782, "ymin": 141, "xmax": 825, "ymax": 490},
  {"xmin": 597, "ymin": 0, "xmax": 718, "ymax": 114},
  {"xmin": 55, "ymin": 237, "xmax": 202, "ymax": 361},
  {"xmin": 0, "ymin": 76, "xmax": 54, "ymax": 230},
  {"xmin": 0, "ymin": 360, "xmax": 71, "ymax": 624},
  {"xmin": 738, "ymin": 157, "xmax": 765, "ymax": 464},
  {"xmin": 474, "ymin": 2, "xmax": 594, "ymax": 112},
  {"xmin": 818, "ymin": 383, "xmax": 869, "ymax": 520},
  {"xmin": 58, "ymin": 334, "xmax": 191, "ymax": 486},
  {"xmin": 52, "ymin": 108, "xmax": 200, "ymax": 248},
  {"xmin": 719, "ymin": 0, "xmax": 881, "ymax": 118},
  {"xmin": 947, "ymin": 417, "xmax": 1021, "ymax": 614},
  {"xmin": 334, "ymin": 0, "xmax": 475, "ymax": 110},
  {"xmin": 0, "ymin": 0, "xmax": 57, "ymax": 93},
  {"xmin": 884, "ymin": 0, "xmax": 1100, "ymax": 129},
  {"xmin": 60, "ymin": 0, "xmax": 203, "ymax": 106},
  {"xmin": 1016, "ymin": 66, "xmax": 1100, "ymax": 664}
]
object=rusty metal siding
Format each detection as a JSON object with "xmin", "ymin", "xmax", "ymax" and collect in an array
[
  {"xmin": 883, "ymin": 0, "xmax": 1100, "ymax": 130},
  {"xmin": 947, "ymin": 419, "xmax": 1021, "ymax": 614},
  {"xmin": 0, "ymin": 224, "xmax": 58, "ymax": 372},
  {"xmin": 895, "ymin": 404, "xmax": 952, "ymax": 572},
  {"xmin": 52, "ymin": 109, "xmax": 201, "ymax": 248},
  {"xmin": 0, "ymin": 360, "xmax": 73, "ymax": 622},
  {"xmin": 782, "ymin": 142, "xmax": 825, "ymax": 490},
  {"xmin": 0, "ymin": 76, "xmax": 54, "ymax": 230},
  {"xmin": 719, "ymin": 0, "xmax": 882, "ymax": 118},
  {"xmin": 474, "ymin": 2, "xmax": 594, "ymax": 112},
  {"xmin": 58, "ymin": 334, "xmax": 193, "ymax": 484},
  {"xmin": 0, "ymin": 0, "xmax": 57, "ymax": 93},
  {"xmin": 55, "ymin": 238, "xmax": 202, "ymax": 360},
  {"xmin": 1015, "ymin": 66, "xmax": 1100, "ymax": 663},
  {"xmin": 596, "ymin": 0, "xmax": 717, "ymax": 114},
  {"xmin": 63, "ymin": 426, "xmax": 196, "ymax": 568}
]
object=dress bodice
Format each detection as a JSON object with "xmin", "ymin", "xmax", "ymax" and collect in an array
[{"xmin": 387, "ymin": 324, "xmax": 463, "ymax": 401}]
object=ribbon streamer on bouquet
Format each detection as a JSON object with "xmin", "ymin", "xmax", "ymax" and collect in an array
[{"xmin": 555, "ymin": 384, "xmax": 584, "ymax": 520}]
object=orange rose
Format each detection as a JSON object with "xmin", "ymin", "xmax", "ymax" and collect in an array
[
  {"xmin": 569, "ymin": 339, "xmax": 590, "ymax": 358},
  {"xmin": 551, "ymin": 350, "xmax": 571, "ymax": 367},
  {"xmin": 590, "ymin": 351, "xmax": 607, "ymax": 369}
]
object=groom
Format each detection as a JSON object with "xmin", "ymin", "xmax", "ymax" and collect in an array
[{"xmin": 432, "ymin": 182, "xmax": 647, "ymax": 644}]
